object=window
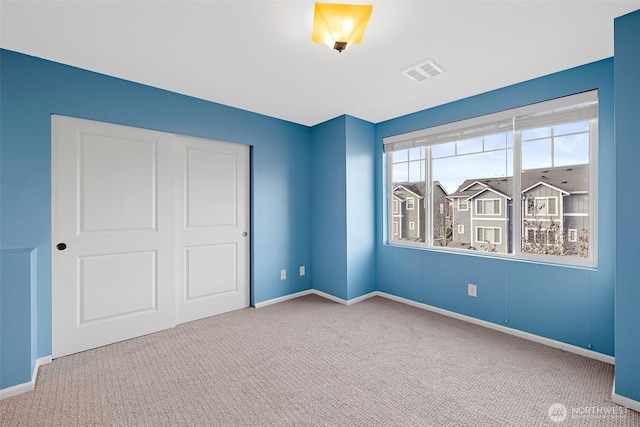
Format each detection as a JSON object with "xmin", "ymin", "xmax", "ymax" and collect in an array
[
  {"xmin": 409, "ymin": 221, "xmax": 415, "ymax": 230},
  {"xmin": 568, "ymin": 229, "xmax": 578, "ymax": 243},
  {"xmin": 406, "ymin": 197, "xmax": 415, "ymax": 210},
  {"xmin": 476, "ymin": 199, "xmax": 501, "ymax": 215},
  {"xmin": 392, "ymin": 221, "xmax": 399, "ymax": 236},
  {"xmin": 476, "ymin": 227, "xmax": 501, "ymax": 244},
  {"xmin": 385, "ymin": 90, "xmax": 597, "ymax": 266},
  {"xmin": 393, "ymin": 199, "xmax": 399, "ymax": 214},
  {"xmin": 526, "ymin": 197, "xmax": 557, "ymax": 216}
]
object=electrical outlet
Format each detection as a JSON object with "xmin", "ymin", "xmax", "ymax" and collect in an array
[
  {"xmin": 468, "ymin": 284, "xmax": 477, "ymax": 297},
  {"xmin": 280, "ymin": 269, "xmax": 286, "ymax": 280},
  {"xmin": 299, "ymin": 266, "xmax": 305, "ymax": 276}
]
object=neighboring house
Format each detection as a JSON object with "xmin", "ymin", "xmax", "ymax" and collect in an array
[
  {"xmin": 392, "ymin": 184, "xmax": 425, "ymax": 241},
  {"xmin": 449, "ymin": 179, "xmax": 512, "ymax": 253},
  {"xmin": 448, "ymin": 165, "xmax": 588, "ymax": 255},
  {"xmin": 432, "ymin": 181, "xmax": 451, "ymax": 247},
  {"xmin": 521, "ymin": 165, "xmax": 589, "ymax": 257},
  {"xmin": 392, "ymin": 182, "xmax": 450, "ymax": 244}
]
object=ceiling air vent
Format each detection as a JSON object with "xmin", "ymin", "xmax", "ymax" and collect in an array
[{"xmin": 402, "ymin": 59, "xmax": 445, "ymax": 82}]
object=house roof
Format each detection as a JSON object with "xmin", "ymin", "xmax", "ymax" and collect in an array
[
  {"xmin": 448, "ymin": 164, "xmax": 588, "ymax": 200},
  {"xmin": 393, "ymin": 183, "xmax": 426, "ymax": 199}
]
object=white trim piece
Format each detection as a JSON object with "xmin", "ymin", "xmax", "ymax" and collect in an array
[
  {"xmin": 0, "ymin": 356, "xmax": 52, "ymax": 400},
  {"xmin": 469, "ymin": 188, "xmax": 511, "ymax": 202},
  {"xmin": 460, "ymin": 180, "xmax": 489, "ymax": 193},
  {"xmin": 310, "ymin": 289, "xmax": 377, "ymax": 306},
  {"xmin": 522, "ymin": 181, "xmax": 569, "ymax": 196},
  {"xmin": 406, "ymin": 197, "xmax": 415, "ymax": 210},
  {"xmin": 475, "ymin": 198, "xmax": 502, "ymax": 216},
  {"xmin": 476, "ymin": 226, "xmax": 502, "ymax": 245},
  {"xmin": 375, "ymin": 291, "xmax": 614, "ymax": 365},
  {"xmin": 343, "ymin": 291, "xmax": 378, "ymax": 305},
  {"xmin": 311, "ymin": 289, "xmax": 349, "ymax": 305},
  {"xmin": 612, "ymin": 381, "xmax": 640, "ymax": 413},
  {"xmin": 255, "ymin": 289, "xmax": 377, "ymax": 308},
  {"xmin": 0, "ymin": 380, "xmax": 33, "ymax": 400},
  {"xmin": 254, "ymin": 290, "xmax": 313, "ymax": 308}
]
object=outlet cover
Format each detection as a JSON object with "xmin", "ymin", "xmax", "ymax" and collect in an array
[
  {"xmin": 299, "ymin": 266, "xmax": 305, "ymax": 276},
  {"xmin": 468, "ymin": 284, "xmax": 477, "ymax": 297},
  {"xmin": 280, "ymin": 269, "xmax": 286, "ymax": 280}
]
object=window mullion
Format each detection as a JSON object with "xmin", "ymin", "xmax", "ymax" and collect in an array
[
  {"xmin": 425, "ymin": 146, "xmax": 433, "ymax": 248},
  {"xmin": 513, "ymin": 122, "xmax": 523, "ymax": 258}
]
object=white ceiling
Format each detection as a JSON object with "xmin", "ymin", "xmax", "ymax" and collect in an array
[{"xmin": 2, "ymin": 1, "xmax": 639, "ymax": 126}]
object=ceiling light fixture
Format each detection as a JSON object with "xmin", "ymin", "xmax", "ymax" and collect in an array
[{"xmin": 311, "ymin": 2, "xmax": 373, "ymax": 53}]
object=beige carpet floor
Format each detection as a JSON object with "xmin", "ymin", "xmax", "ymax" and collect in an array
[{"xmin": 1, "ymin": 295, "xmax": 638, "ymax": 426}]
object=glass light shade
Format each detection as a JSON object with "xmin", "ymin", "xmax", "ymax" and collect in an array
[{"xmin": 311, "ymin": 3, "xmax": 373, "ymax": 52}]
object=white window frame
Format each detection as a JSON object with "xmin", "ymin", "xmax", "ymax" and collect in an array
[
  {"xmin": 476, "ymin": 227, "xmax": 502, "ymax": 245},
  {"xmin": 384, "ymin": 90, "xmax": 597, "ymax": 267},
  {"xmin": 409, "ymin": 221, "xmax": 415, "ymax": 230},
  {"xmin": 406, "ymin": 197, "xmax": 415, "ymax": 210},
  {"xmin": 475, "ymin": 198, "xmax": 501, "ymax": 216},
  {"xmin": 458, "ymin": 198, "xmax": 468, "ymax": 211},
  {"xmin": 568, "ymin": 228, "xmax": 578, "ymax": 243},
  {"xmin": 526, "ymin": 196, "xmax": 558, "ymax": 217},
  {"xmin": 393, "ymin": 199, "xmax": 399, "ymax": 214},
  {"xmin": 458, "ymin": 224, "xmax": 464, "ymax": 234}
]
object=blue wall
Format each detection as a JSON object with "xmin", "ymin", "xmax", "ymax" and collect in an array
[
  {"xmin": 311, "ymin": 116, "xmax": 348, "ymax": 299},
  {"xmin": 2, "ymin": 15, "xmax": 637, "ymax": 400},
  {"xmin": 0, "ymin": 49, "xmax": 313, "ymax": 376},
  {"xmin": 345, "ymin": 116, "xmax": 376, "ymax": 300},
  {"xmin": 614, "ymin": 9, "xmax": 640, "ymax": 403},
  {"xmin": 0, "ymin": 248, "xmax": 37, "ymax": 388},
  {"xmin": 311, "ymin": 115, "xmax": 376, "ymax": 301},
  {"xmin": 375, "ymin": 59, "xmax": 616, "ymax": 356}
]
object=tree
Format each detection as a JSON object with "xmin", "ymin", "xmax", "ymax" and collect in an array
[{"xmin": 522, "ymin": 195, "xmax": 588, "ymax": 258}]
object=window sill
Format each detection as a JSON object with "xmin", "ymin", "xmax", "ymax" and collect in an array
[{"xmin": 384, "ymin": 241, "xmax": 597, "ymax": 270}]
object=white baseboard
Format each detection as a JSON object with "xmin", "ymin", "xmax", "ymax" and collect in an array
[
  {"xmin": 255, "ymin": 289, "xmax": 376, "ymax": 308},
  {"xmin": 0, "ymin": 356, "xmax": 52, "ymax": 400},
  {"xmin": 311, "ymin": 289, "xmax": 377, "ymax": 305},
  {"xmin": 254, "ymin": 289, "xmax": 313, "ymax": 308},
  {"xmin": 375, "ymin": 291, "xmax": 615, "ymax": 365},
  {"xmin": 612, "ymin": 380, "xmax": 640, "ymax": 412}
]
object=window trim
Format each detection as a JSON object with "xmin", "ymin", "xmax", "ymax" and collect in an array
[
  {"xmin": 526, "ymin": 196, "xmax": 559, "ymax": 217},
  {"xmin": 457, "ymin": 198, "xmax": 469, "ymax": 211},
  {"xmin": 458, "ymin": 224, "xmax": 464, "ymax": 234},
  {"xmin": 568, "ymin": 228, "xmax": 578, "ymax": 243},
  {"xmin": 475, "ymin": 198, "xmax": 501, "ymax": 216},
  {"xmin": 384, "ymin": 90, "xmax": 598, "ymax": 268},
  {"xmin": 476, "ymin": 226, "xmax": 502, "ymax": 245},
  {"xmin": 406, "ymin": 197, "xmax": 415, "ymax": 210}
]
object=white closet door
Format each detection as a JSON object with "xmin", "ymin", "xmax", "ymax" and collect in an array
[
  {"xmin": 175, "ymin": 135, "xmax": 250, "ymax": 325},
  {"xmin": 52, "ymin": 115, "xmax": 176, "ymax": 358}
]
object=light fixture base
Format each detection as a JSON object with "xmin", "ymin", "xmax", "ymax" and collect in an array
[{"xmin": 333, "ymin": 41, "xmax": 347, "ymax": 52}]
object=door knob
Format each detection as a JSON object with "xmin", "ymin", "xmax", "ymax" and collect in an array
[
  {"xmin": 242, "ymin": 232, "xmax": 248, "ymax": 237},
  {"xmin": 56, "ymin": 243, "xmax": 67, "ymax": 250}
]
